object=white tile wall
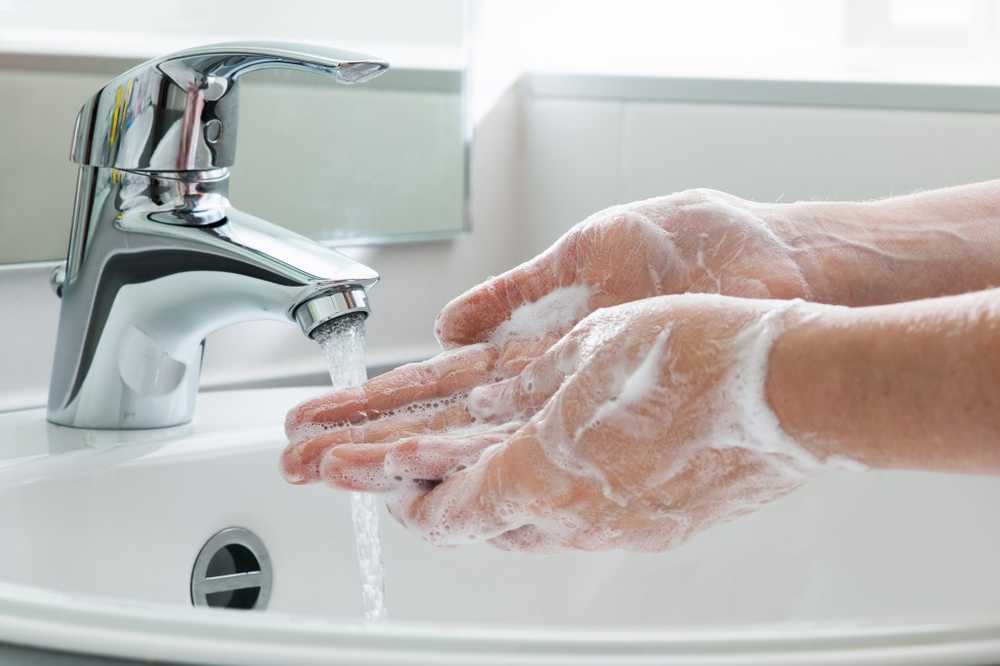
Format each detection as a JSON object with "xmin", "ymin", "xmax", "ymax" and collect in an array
[
  {"xmin": 520, "ymin": 94, "xmax": 1000, "ymax": 251},
  {"xmin": 519, "ymin": 98, "xmax": 624, "ymax": 255},
  {"xmin": 622, "ymin": 101, "xmax": 1000, "ymax": 204}
]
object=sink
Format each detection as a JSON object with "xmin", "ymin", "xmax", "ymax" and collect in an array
[{"xmin": 2, "ymin": 387, "xmax": 1000, "ymax": 664}]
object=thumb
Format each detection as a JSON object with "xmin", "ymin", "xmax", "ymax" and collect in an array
[{"xmin": 434, "ymin": 240, "xmax": 576, "ymax": 348}]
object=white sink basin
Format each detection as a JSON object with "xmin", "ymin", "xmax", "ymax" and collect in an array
[{"xmin": 1, "ymin": 387, "xmax": 1000, "ymax": 664}]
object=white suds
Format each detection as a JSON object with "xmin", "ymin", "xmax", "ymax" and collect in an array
[
  {"xmin": 528, "ymin": 297, "xmax": 859, "ymax": 519},
  {"xmin": 672, "ymin": 298, "xmax": 862, "ymax": 475},
  {"xmin": 712, "ymin": 300, "xmax": 821, "ymax": 472},
  {"xmin": 826, "ymin": 455, "xmax": 868, "ymax": 472},
  {"xmin": 489, "ymin": 284, "xmax": 591, "ymax": 346},
  {"xmin": 582, "ymin": 326, "xmax": 673, "ymax": 434}
]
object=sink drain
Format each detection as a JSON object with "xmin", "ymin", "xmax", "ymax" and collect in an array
[{"xmin": 191, "ymin": 527, "xmax": 272, "ymax": 610}]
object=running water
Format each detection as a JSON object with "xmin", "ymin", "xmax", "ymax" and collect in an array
[{"xmin": 312, "ymin": 314, "xmax": 387, "ymax": 622}]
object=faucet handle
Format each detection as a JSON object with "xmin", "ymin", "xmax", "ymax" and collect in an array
[{"xmin": 70, "ymin": 41, "xmax": 388, "ymax": 171}]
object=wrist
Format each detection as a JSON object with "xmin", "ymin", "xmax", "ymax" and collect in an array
[
  {"xmin": 761, "ymin": 200, "xmax": 906, "ymax": 306},
  {"xmin": 764, "ymin": 304, "xmax": 855, "ymax": 466},
  {"xmin": 714, "ymin": 299, "xmax": 849, "ymax": 473},
  {"xmin": 767, "ymin": 290, "xmax": 1000, "ymax": 474},
  {"xmin": 762, "ymin": 184, "xmax": 1000, "ymax": 306}
]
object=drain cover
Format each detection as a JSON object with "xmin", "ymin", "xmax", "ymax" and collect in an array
[{"xmin": 191, "ymin": 527, "xmax": 272, "ymax": 610}]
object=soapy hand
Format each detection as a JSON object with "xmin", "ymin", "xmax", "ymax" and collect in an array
[
  {"xmin": 435, "ymin": 190, "xmax": 812, "ymax": 374},
  {"xmin": 286, "ymin": 295, "xmax": 826, "ymax": 551},
  {"xmin": 283, "ymin": 181, "xmax": 1000, "ymax": 550},
  {"xmin": 283, "ymin": 190, "xmax": 815, "ymax": 483}
]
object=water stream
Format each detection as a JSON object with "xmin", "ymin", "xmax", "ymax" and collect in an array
[{"xmin": 313, "ymin": 314, "xmax": 387, "ymax": 622}]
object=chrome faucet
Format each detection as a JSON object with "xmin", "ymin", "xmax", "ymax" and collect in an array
[{"xmin": 47, "ymin": 42, "xmax": 387, "ymax": 429}]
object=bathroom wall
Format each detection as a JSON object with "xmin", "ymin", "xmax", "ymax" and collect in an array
[{"xmin": 517, "ymin": 76, "xmax": 1000, "ymax": 257}]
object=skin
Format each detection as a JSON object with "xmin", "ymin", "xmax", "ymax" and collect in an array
[
  {"xmin": 768, "ymin": 179, "xmax": 1000, "ymax": 306},
  {"xmin": 770, "ymin": 289, "xmax": 1000, "ymax": 474},
  {"xmin": 283, "ymin": 182, "xmax": 1000, "ymax": 552}
]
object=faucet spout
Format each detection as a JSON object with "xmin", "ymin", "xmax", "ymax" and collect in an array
[
  {"xmin": 47, "ymin": 168, "xmax": 378, "ymax": 429},
  {"xmin": 294, "ymin": 288, "xmax": 370, "ymax": 339}
]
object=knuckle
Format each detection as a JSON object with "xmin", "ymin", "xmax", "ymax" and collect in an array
[
  {"xmin": 669, "ymin": 188, "xmax": 746, "ymax": 227},
  {"xmin": 672, "ymin": 187, "xmax": 729, "ymax": 207},
  {"xmin": 382, "ymin": 441, "xmax": 418, "ymax": 477},
  {"xmin": 580, "ymin": 206, "xmax": 647, "ymax": 238}
]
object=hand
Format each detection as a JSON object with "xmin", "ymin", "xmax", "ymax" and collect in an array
[
  {"xmin": 284, "ymin": 190, "xmax": 814, "ymax": 482},
  {"xmin": 436, "ymin": 181, "xmax": 1000, "ymax": 355},
  {"xmin": 287, "ymin": 295, "xmax": 827, "ymax": 552},
  {"xmin": 436, "ymin": 189, "xmax": 813, "ymax": 371}
]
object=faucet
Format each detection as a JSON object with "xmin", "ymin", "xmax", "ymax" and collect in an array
[{"xmin": 47, "ymin": 42, "xmax": 387, "ymax": 430}]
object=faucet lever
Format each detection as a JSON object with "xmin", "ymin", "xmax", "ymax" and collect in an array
[{"xmin": 70, "ymin": 41, "xmax": 389, "ymax": 171}]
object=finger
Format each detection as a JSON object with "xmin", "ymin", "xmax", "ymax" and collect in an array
[
  {"xmin": 317, "ymin": 442, "xmax": 398, "ymax": 492},
  {"xmin": 393, "ymin": 443, "xmax": 529, "ymax": 546},
  {"xmin": 383, "ymin": 429, "xmax": 513, "ymax": 482},
  {"xmin": 468, "ymin": 343, "xmax": 574, "ymax": 422},
  {"xmin": 317, "ymin": 427, "xmax": 510, "ymax": 492},
  {"xmin": 385, "ymin": 480, "xmax": 432, "ymax": 529},
  {"xmin": 492, "ymin": 332, "xmax": 562, "ymax": 377},
  {"xmin": 282, "ymin": 426, "xmax": 358, "ymax": 484},
  {"xmin": 468, "ymin": 356, "xmax": 565, "ymax": 422},
  {"xmin": 281, "ymin": 402, "xmax": 476, "ymax": 484},
  {"xmin": 285, "ymin": 344, "xmax": 498, "ymax": 439},
  {"xmin": 434, "ymin": 238, "xmax": 579, "ymax": 348}
]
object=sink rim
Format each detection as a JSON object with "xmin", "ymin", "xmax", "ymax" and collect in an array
[
  {"xmin": 3, "ymin": 577, "xmax": 1000, "ymax": 665},
  {"xmin": 0, "ymin": 386, "xmax": 326, "ymax": 470}
]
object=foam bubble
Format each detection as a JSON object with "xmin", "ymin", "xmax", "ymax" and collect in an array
[{"xmin": 489, "ymin": 284, "xmax": 592, "ymax": 347}]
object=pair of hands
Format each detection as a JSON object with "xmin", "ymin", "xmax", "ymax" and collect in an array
[{"xmin": 283, "ymin": 190, "xmax": 828, "ymax": 551}]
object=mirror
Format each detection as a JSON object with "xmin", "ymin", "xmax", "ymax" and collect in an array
[
  {"xmin": 234, "ymin": 66, "xmax": 466, "ymax": 245},
  {"xmin": 0, "ymin": 0, "xmax": 467, "ymax": 264}
]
